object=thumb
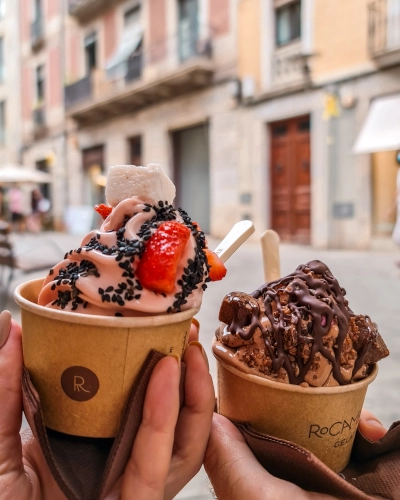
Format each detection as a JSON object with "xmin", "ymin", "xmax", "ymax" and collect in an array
[
  {"xmin": 358, "ymin": 409, "xmax": 387, "ymax": 441},
  {"xmin": 0, "ymin": 311, "xmax": 24, "ymax": 475},
  {"xmin": 205, "ymin": 414, "xmax": 309, "ymax": 500}
]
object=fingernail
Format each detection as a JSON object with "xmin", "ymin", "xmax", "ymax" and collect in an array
[
  {"xmin": 0, "ymin": 310, "xmax": 12, "ymax": 350},
  {"xmin": 188, "ymin": 341, "xmax": 209, "ymax": 369},
  {"xmin": 168, "ymin": 353, "xmax": 181, "ymax": 368},
  {"xmin": 191, "ymin": 317, "xmax": 200, "ymax": 334},
  {"xmin": 366, "ymin": 418, "xmax": 385, "ymax": 428}
]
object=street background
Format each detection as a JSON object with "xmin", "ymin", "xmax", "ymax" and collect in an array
[
  {"xmin": 2, "ymin": 0, "xmax": 400, "ymax": 497},
  {"xmin": 11, "ymin": 231, "xmax": 400, "ymax": 499}
]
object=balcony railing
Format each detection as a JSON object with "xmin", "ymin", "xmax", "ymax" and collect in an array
[
  {"xmin": 65, "ymin": 28, "xmax": 214, "ymax": 125},
  {"xmin": 271, "ymin": 42, "xmax": 310, "ymax": 91},
  {"xmin": 69, "ymin": 0, "xmax": 111, "ymax": 22},
  {"xmin": 369, "ymin": 0, "xmax": 400, "ymax": 65},
  {"xmin": 32, "ymin": 105, "xmax": 47, "ymax": 138},
  {"xmin": 31, "ymin": 16, "xmax": 44, "ymax": 50},
  {"xmin": 33, "ymin": 106, "xmax": 45, "ymax": 126},
  {"xmin": 65, "ymin": 74, "xmax": 92, "ymax": 108},
  {"xmin": 125, "ymin": 53, "xmax": 143, "ymax": 83}
]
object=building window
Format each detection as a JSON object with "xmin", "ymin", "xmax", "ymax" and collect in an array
[
  {"xmin": 0, "ymin": 38, "xmax": 4, "ymax": 83},
  {"xmin": 129, "ymin": 136, "xmax": 142, "ymax": 165},
  {"xmin": 0, "ymin": 101, "xmax": 5, "ymax": 145},
  {"xmin": 34, "ymin": 0, "xmax": 42, "ymax": 21},
  {"xmin": 124, "ymin": 5, "xmax": 141, "ymax": 27},
  {"xmin": 36, "ymin": 159, "xmax": 50, "ymax": 199},
  {"xmin": 0, "ymin": 0, "xmax": 5, "ymax": 19},
  {"xmin": 84, "ymin": 32, "xmax": 97, "ymax": 74},
  {"xmin": 36, "ymin": 65, "xmax": 45, "ymax": 104},
  {"xmin": 106, "ymin": 5, "xmax": 142, "ymax": 81},
  {"xmin": 276, "ymin": 1, "xmax": 301, "ymax": 47},
  {"xmin": 178, "ymin": 0, "xmax": 199, "ymax": 61}
]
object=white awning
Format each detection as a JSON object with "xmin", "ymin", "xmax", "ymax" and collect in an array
[
  {"xmin": 353, "ymin": 95, "xmax": 400, "ymax": 154},
  {"xmin": 106, "ymin": 25, "xmax": 143, "ymax": 80},
  {"xmin": 0, "ymin": 165, "xmax": 52, "ymax": 184}
]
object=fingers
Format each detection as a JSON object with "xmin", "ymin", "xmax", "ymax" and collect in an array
[
  {"xmin": 205, "ymin": 414, "xmax": 320, "ymax": 500},
  {"xmin": 188, "ymin": 320, "xmax": 199, "ymax": 344},
  {"xmin": 21, "ymin": 429, "xmax": 67, "ymax": 500},
  {"xmin": 0, "ymin": 312, "xmax": 25, "ymax": 477},
  {"xmin": 164, "ymin": 342, "xmax": 214, "ymax": 499},
  {"xmin": 358, "ymin": 409, "xmax": 387, "ymax": 441},
  {"xmin": 121, "ymin": 355, "xmax": 181, "ymax": 500}
]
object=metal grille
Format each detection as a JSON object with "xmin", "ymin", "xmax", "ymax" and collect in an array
[
  {"xmin": 369, "ymin": 0, "xmax": 400, "ymax": 56},
  {"xmin": 125, "ymin": 53, "xmax": 143, "ymax": 83},
  {"xmin": 33, "ymin": 106, "xmax": 45, "ymax": 126},
  {"xmin": 65, "ymin": 74, "xmax": 92, "ymax": 108}
]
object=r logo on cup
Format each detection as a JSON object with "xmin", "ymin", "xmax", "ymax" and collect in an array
[{"xmin": 61, "ymin": 366, "xmax": 99, "ymax": 402}]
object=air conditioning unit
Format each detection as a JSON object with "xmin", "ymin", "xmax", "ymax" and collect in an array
[{"xmin": 242, "ymin": 76, "xmax": 255, "ymax": 100}]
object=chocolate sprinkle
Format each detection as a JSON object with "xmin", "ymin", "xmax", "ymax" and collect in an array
[{"xmin": 48, "ymin": 200, "xmax": 209, "ymax": 314}]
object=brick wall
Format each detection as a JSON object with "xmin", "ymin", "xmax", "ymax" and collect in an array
[
  {"xmin": 103, "ymin": 8, "xmax": 117, "ymax": 61},
  {"xmin": 209, "ymin": 0, "xmax": 230, "ymax": 36},
  {"xmin": 149, "ymin": 0, "xmax": 166, "ymax": 62},
  {"xmin": 48, "ymin": 47, "xmax": 61, "ymax": 108}
]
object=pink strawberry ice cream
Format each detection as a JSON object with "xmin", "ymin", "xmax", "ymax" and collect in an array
[{"xmin": 38, "ymin": 188, "xmax": 209, "ymax": 317}]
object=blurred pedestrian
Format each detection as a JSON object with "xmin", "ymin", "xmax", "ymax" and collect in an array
[
  {"xmin": 27, "ymin": 188, "xmax": 43, "ymax": 233},
  {"xmin": 8, "ymin": 184, "xmax": 26, "ymax": 232},
  {"xmin": 391, "ymin": 164, "xmax": 400, "ymax": 266}
]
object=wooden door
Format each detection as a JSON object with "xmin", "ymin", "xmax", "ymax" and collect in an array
[
  {"xmin": 270, "ymin": 116, "xmax": 311, "ymax": 243},
  {"xmin": 82, "ymin": 145, "xmax": 105, "ymax": 207}
]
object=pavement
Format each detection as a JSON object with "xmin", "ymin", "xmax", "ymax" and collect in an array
[{"xmin": 6, "ymin": 231, "xmax": 400, "ymax": 499}]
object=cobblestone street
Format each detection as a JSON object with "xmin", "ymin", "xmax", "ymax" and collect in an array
[{"xmin": 7, "ymin": 232, "xmax": 400, "ymax": 499}]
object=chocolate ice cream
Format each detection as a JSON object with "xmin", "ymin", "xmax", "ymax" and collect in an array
[{"xmin": 213, "ymin": 260, "xmax": 388, "ymax": 387}]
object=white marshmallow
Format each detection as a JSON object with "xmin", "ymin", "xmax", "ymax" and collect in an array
[{"xmin": 105, "ymin": 164, "xmax": 176, "ymax": 207}]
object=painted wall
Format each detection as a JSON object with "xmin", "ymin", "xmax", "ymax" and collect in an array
[
  {"xmin": 312, "ymin": 0, "xmax": 374, "ymax": 82},
  {"xmin": 238, "ymin": 0, "xmax": 261, "ymax": 90},
  {"xmin": 372, "ymin": 151, "xmax": 398, "ymax": 236},
  {"xmin": 0, "ymin": 0, "xmax": 22, "ymax": 165}
]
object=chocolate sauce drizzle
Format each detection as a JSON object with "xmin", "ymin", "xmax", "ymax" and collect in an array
[{"xmin": 226, "ymin": 261, "xmax": 374, "ymax": 385}]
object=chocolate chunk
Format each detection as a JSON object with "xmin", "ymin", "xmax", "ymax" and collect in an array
[
  {"xmin": 219, "ymin": 292, "xmax": 260, "ymax": 326},
  {"xmin": 350, "ymin": 315, "xmax": 389, "ymax": 364},
  {"xmin": 219, "ymin": 260, "xmax": 388, "ymax": 386}
]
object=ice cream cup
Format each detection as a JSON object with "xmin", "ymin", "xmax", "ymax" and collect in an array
[
  {"xmin": 15, "ymin": 278, "xmax": 198, "ymax": 438},
  {"xmin": 216, "ymin": 355, "xmax": 378, "ymax": 472}
]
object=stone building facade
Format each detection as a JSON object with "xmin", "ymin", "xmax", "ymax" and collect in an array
[
  {"xmin": 64, "ymin": 0, "xmax": 238, "ymax": 236},
  {"xmin": 19, "ymin": 0, "xmax": 67, "ymax": 228},
  {"xmin": 237, "ymin": 0, "xmax": 400, "ymax": 249},
  {"xmin": 10, "ymin": 0, "xmax": 400, "ymax": 248},
  {"xmin": 0, "ymin": 0, "xmax": 21, "ymax": 167}
]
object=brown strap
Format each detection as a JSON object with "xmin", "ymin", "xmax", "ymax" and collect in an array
[
  {"xmin": 236, "ymin": 422, "xmax": 400, "ymax": 500},
  {"xmin": 22, "ymin": 350, "xmax": 186, "ymax": 500}
]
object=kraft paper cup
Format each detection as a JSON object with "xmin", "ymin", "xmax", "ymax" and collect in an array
[
  {"xmin": 15, "ymin": 278, "xmax": 198, "ymax": 438},
  {"xmin": 216, "ymin": 356, "xmax": 378, "ymax": 472}
]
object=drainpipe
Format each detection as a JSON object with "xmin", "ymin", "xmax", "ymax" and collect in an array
[{"xmin": 60, "ymin": 0, "xmax": 69, "ymax": 226}]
